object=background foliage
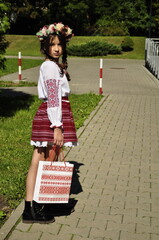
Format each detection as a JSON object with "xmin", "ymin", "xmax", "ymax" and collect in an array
[
  {"xmin": 0, "ymin": 1, "xmax": 10, "ymax": 69},
  {"xmin": 0, "ymin": 0, "xmax": 157, "ymax": 70},
  {"xmin": 3, "ymin": 0, "xmax": 159, "ymax": 37}
]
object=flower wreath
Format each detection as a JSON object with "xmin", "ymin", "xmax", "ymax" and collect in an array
[{"xmin": 36, "ymin": 22, "xmax": 73, "ymax": 42}]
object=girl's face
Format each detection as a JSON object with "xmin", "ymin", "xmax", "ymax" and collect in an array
[{"xmin": 49, "ymin": 36, "xmax": 63, "ymax": 60}]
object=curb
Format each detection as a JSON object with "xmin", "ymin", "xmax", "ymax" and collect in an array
[
  {"xmin": 0, "ymin": 95, "xmax": 108, "ymax": 240},
  {"xmin": 142, "ymin": 65, "xmax": 159, "ymax": 88},
  {"xmin": 0, "ymin": 202, "xmax": 23, "ymax": 240}
]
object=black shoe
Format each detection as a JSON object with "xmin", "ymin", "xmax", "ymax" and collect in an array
[{"xmin": 22, "ymin": 200, "xmax": 55, "ymax": 224}]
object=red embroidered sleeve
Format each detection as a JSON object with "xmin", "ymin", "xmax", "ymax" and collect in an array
[{"xmin": 45, "ymin": 79, "xmax": 60, "ymax": 108}]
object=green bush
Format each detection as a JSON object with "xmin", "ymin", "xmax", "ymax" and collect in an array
[
  {"xmin": 121, "ymin": 36, "xmax": 134, "ymax": 51},
  {"xmin": 0, "ymin": 3, "xmax": 10, "ymax": 70},
  {"xmin": 67, "ymin": 41, "xmax": 121, "ymax": 56},
  {"xmin": 95, "ymin": 17, "xmax": 129, "ymax": 36}
]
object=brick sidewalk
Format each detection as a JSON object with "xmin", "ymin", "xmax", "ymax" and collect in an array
[{"xmin": 0, "ymin": 59, "xmax": 159, "ymax": 240}]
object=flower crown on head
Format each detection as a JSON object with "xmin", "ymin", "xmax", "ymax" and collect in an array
[{"xmin": 36, "ymin": 22, "xmax": 73, "ymax": 42}]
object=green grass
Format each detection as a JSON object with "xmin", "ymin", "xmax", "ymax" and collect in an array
[
  {"xmin": 5, "ymin": 35, "xmax": 146, "ymax": 59},
  {"xmin": 0, "ymin": 58, "xmax": 43, "ymax": 77},
  {"xmin": 5, "ymin": 35, "xmax": 42, "ymax": 57},
  {"xmin": 0, "ymin": 81, "xmax": 37, "ymax": 87},
  {"xmin": 0, "ymin": 93, "xmax": 103, "ymax": 213}
]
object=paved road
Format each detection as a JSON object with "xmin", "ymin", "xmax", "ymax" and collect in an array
[
  {"xmin": 0, "ymin": 58, "xmax": 159, "ymax": 240},
  {"xmin": 1, "ymin": 58, "xmax": 157, "ymax": 96}
]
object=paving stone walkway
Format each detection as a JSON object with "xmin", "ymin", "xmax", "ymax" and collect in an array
[{"xmin": 0, "ymin": 58, "xmax": 159, "ymax": 240}]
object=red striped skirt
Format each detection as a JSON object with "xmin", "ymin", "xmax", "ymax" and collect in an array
[{"xmin": 31, "ymin": 97, "xmax": 78, "ymax": 145}]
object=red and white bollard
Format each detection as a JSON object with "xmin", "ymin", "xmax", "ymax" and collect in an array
[
  {"xmin": 99, "ymin": 58, "xmax": 103, "ymax": 94},
  {"xmin": 18, "ymin": 52, "xmax": 22, "ymax": 80}
]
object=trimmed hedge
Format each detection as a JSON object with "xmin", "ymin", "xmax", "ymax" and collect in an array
[
  {"xmin": 121, "ymin": 36, "xmax": 134, "ymax": 51},
  {"xmin": 67, "ymin": 41, "xmax": 121, "ymax": 56}
]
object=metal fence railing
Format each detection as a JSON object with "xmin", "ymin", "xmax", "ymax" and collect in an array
[{"xmin": 145, "ymin": 38, "xmax": 159, "ymax": 80}]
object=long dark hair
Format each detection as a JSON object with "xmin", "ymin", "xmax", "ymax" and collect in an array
[{"xmin": 40, "ymin": 34, "xmax": 71, "ymax": 81}]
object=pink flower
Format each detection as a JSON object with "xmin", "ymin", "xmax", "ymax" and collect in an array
[
  {"xmin": 56, "ymin": 23, "xmax": 64, "ymax": 31},
  {"xmin": 48, "ymin": 24, "xmax": 55, "ymax": 33},
  {"xmin": 41, "ymin": 27, "xmax": 47, "ymax": 36},
  {"xmin": 67, "ymin": 27, "xmax": 72, "ymax": 35}
]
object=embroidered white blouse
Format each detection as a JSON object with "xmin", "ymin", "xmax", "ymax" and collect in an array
[
  {"xmin": 38, "ymin": 60, "xmax": 71, "ymax": 128},
  {"xmin": 31, "ymin": 60, "xmax": 77, "ymax": 147}
]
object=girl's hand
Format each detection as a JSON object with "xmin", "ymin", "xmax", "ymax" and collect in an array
[{"xmin": 54, "ymin": 127, "xmax": 64, "ymax": 147}]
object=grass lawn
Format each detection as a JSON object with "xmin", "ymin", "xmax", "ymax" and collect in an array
[
  {"xmin": 0, "ymin": 35, "xmax": 145, "ymax": 78},
  {"xmin": 0, "ymin": 58, "xmax": 43, "ymax": 77},
  {"xmin": 0, "ymin": 81, "xmax": 37, "ymax": 87},
  {"xmin": 0, "ymin": 93, "xmax": 103, "ymax": 225},
  {"xmin": 5, "ymin": 35, "xmax": 146, "ymax": 59}
]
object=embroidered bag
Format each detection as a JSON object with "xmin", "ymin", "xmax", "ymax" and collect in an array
[{"xmin": 33, "ymin": 146, "xmax": 74, "ymax": 203}]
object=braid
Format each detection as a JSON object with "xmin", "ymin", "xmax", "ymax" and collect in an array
[
  {"xmin": 62, "ymin": 50, "xmax": 68, "ymax": 69},
  {"xmin": 62, "ymin": 50, "xmax": 71, "ymax": 81}
]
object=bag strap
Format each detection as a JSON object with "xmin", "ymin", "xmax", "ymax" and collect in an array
[{"xmin": 47, "ymin": 145, "xmax": 65, "ymax": 162}]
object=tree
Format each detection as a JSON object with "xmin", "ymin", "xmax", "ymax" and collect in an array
[
  {"xmin": 150, "ymin": 0, "xmax": 159, "ymax": 37},
  {"xmin": 8, "ymin": 0, "xmax": 47, "ymax": 34},
  {"xmin": 7, "ymin": 0, "xmax": 89, "ymax": 35},
  {"xmin": 95, "ymin": 0, "xmax": 149, "ymax": 36},
  {"xmin": 5, "ymin": 0, "xmax": 159, "ymax": 37},
  {"xmin": 64, "ymin": 0, "xmax": 89, "ymax": 35},
  {"xmin": 0, "ymin": 1, "xmax": 10, "ymax": 69},
  {"xmin": 121, "ymin": 0, "xmax": 149, "ymax": 35}
]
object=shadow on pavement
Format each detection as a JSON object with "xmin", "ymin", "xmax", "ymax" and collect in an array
[
  {"xmin": 45, "ymin": 161, "xmax": 84, "ymax": 218},
  {"xmin": 45, "ymin": 198, "xmax": 78, "ymax": 217},
  {"xmin": 70, "ymin": 161, "xmax": 84, "ymax": 195}
]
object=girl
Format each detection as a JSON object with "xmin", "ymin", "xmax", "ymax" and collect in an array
[{"xmin": 22, "ymin": 22, "xmax": 78, "ymax": 223}]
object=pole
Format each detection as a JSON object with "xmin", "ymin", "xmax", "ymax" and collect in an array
[
  {"xmin": 99, "ymin": 58, "xmax": 103, "ymax": 94},
  {"xmin": 18, "ymin": 52, "xmax": 22, "ymax": 80}
]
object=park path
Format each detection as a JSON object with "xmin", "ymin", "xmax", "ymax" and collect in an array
[{"xmin": 0, "ymin": 58, "xmax": 159, "ymax": 240}]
